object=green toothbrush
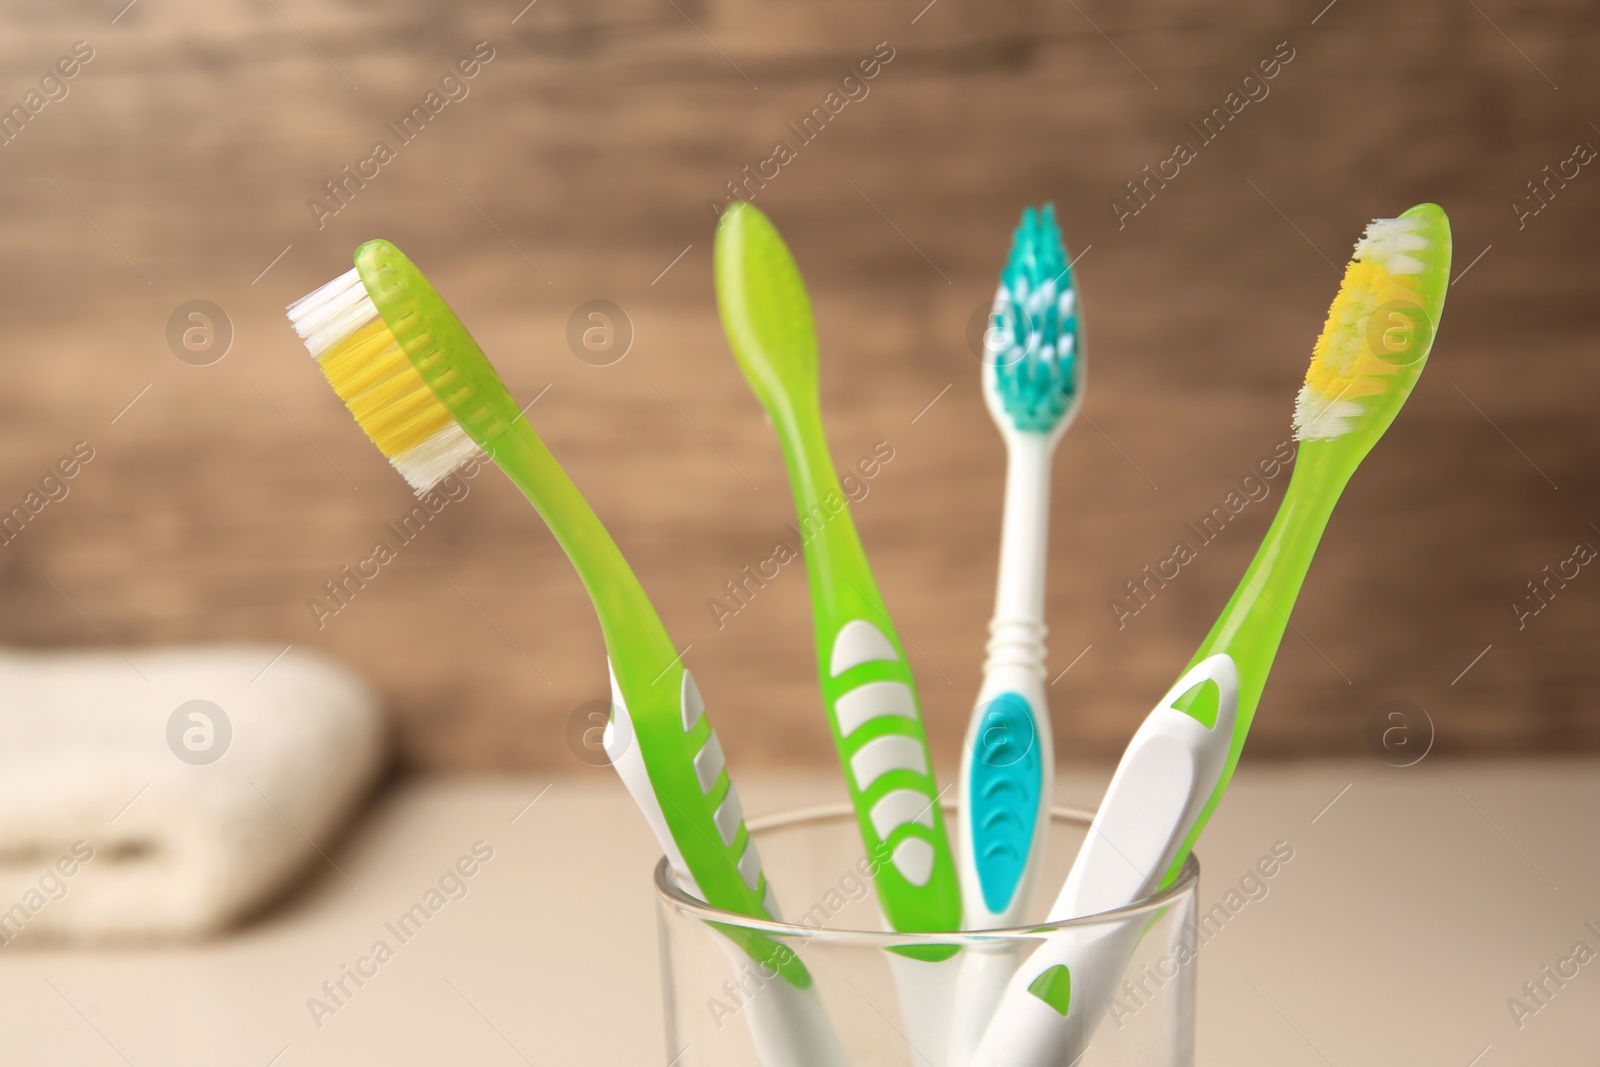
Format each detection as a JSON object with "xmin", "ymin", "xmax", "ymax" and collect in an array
[
  {"xmin": 714, "ymin": 202, "xmax": 962, "ymax": 937},
  {"xmin": 288, "ymin": 241, "xmax": 848, "ymax": 1067}
]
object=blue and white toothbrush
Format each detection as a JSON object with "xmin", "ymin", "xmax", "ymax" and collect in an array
[{"xmin": 951, "ymin": 204, "xmax": 1081, "ymax": 1062}]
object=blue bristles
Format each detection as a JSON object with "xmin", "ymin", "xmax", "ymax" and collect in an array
[{"xmin": 990, "ymin": 203, "xmax": 1079, "ymax": 432}]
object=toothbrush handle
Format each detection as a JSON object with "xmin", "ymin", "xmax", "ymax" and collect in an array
[
  {"xmin": 959, "ymin": 434, "xmax": 1056, "ymax": 930},
  {"xmin": 958, "ymin": 663, "xmax": 1052, "ymax": 923},
  {"xmin": 776, "ymin": 402, "xmax": 962, "ymax": 935},
  {"xmin": 1155, "ymin": 445, "xmax": 1345, "ymax": 886},
  {"xmin": 950, "ymin": 662, "xmax": 1053, "ymax": 1066},
  {"xmin": 730, "ymin": 954, "xmax": 854, "ymax": 1067},
  {"xmin": 989, "ymin": 430, "xmax": 1054, "ymax": 631},
  {"xmin": 951, "ymin": 428, "xmax": 1061, "ymax": 1065},
  {"xmin": 967, "ymin": 920, "xmax": 1147, "ymax": 1067},
  {"xmin": 490, "ymin": 422, "xmax": 853, "ymax": 1065},
  {"xmin": 487, "ymin": 424, "xmax": 807, "ymax": 973},
  {"xmin": 948, "ymin": 939, "xmax": 1029, "ymax": 1066}
]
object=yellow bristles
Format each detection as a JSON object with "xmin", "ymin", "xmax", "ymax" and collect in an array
[
  {"xmin": 318, "ymin": 317, "xmax": 455, "ymax": 461},
  {"xmin": 1292, "ymin": 216, "xmax": 1432, "ymax": 441},
  {"xmin": 1302, "ymin": 260, "xmax": 1418, "ymax": 393}
]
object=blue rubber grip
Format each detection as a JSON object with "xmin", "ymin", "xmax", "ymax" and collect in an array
[{"xmin": 968, "ymin": 691, "xmax": 1043, "ymax": 915}]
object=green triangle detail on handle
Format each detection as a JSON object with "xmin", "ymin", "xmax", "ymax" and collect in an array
[
  {"xmin": 1027, "ymin": 963, "xmax": 1073, "ymax": 1016},
  {"xmin": 1170, "ymin": 677, "xmax": 1222, "ymax": 729}
]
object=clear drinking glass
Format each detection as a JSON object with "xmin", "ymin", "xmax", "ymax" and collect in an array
[{"xmin": 655, "ymin": 803, "xmax": 1199, "ymax": 1066}]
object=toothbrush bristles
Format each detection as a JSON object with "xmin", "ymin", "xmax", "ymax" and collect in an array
[
  {"xmin": 1292, "ymin": 212, "xmax": 1442, "ymax": 442},
  {"xmin": 287, "ymin": 268, "xmax": 479, "ymax": 494},
  {"xmin": 989, "ymin": 204, "xmax": 1080, "ymax": 433}
]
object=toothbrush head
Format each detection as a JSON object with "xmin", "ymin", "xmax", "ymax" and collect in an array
[
  {"xmin": 986, "ymin": 203, "xmax": 1081, "ymax": 435},
  {"xmin": 1293, "ymin": 203, "xmax": 1451, "ymax": 453},
  {"xmin": 287, "ymin": 240, "xmax": 523, "ymax": 494},
  {"xmin": 714, "ymin": 201, "xmax": 820, "ymax": 417}
]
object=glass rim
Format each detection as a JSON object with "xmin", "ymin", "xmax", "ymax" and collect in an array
[{"xmin": 652, "ymin": 801, "xmax": 1201, "ymax": 945}]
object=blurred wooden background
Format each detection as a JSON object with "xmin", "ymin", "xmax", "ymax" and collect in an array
[{"xmin": 0, "ymin": 0, "xmax": 1595, "ymax": 772}]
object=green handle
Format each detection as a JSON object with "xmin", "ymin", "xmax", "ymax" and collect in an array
[
  {"xmin": 1161, "ymin": 441, "xmax": 1346, "ymax": 885},
  {"xmin": 775, "ymin": 400, "xmax": 881, "ymax": 627},
  {"xmin": 490, "ymin": 425, "xmax": 811, "ymax": 985},
  {"xmin": 712, "ymin": 203, "xmax": 961, "ymax": 937},
  {"xmin": 778, "ymin": 397, "xmax": 962, "ymax": 936}
]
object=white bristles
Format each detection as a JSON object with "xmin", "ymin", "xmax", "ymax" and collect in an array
[
  {"xmin": 1292, "ymin": 392, "xmax": 1365, "ymax": 441},
  {"xmin": 1028, "ymin": 278, "xmax": 1056, "ymax": 315},
  {"xmin": 393, "ymin": 423, "xmax": 478, "ymax": 494},
  {"xmin": 287, "ymin": 268, "xmax": 378, "ymax": 359},
  {"xmin": 1354, "ymin": 217, "xmax": 1428, "ymax": 275}
]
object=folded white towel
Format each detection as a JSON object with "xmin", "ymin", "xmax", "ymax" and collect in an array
[{"xmin": 0, "ymin": 644, "xmax": 385, "ymax": 944}]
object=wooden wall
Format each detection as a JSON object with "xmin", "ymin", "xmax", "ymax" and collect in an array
[{"xmin": 0, "ymin": 0, "xmax": 1595, "ymax": 771}]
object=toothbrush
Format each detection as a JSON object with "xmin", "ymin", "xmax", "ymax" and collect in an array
[
  {"xmin": 714, "ymin": 202, "xmax": 962, "ymax": 1062},
  {"xmin": 713, "ymin": 202, "xmax": 961, "ymax": 935},
  {"xmin": 969, "ymin": 204, "xmax": 1452, "ymax": 1067},
  {"xmin": 287, "ymin": 241, "xmax": 848, "ymax": 1067},
  {"xmin": 948, "ymin": 205, "xmax": 1080, "ymax": 1063}
]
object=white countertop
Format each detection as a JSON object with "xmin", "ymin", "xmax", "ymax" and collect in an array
[{"xmin": 0, "ymin": 762, "xmax": 1595, "ymax": 1065}]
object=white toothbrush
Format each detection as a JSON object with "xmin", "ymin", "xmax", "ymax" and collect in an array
[{"xmin": 951, "ymin": 204, "xmax": 1080, "ymax": 1063}]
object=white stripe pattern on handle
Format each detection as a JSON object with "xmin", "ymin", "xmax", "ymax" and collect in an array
[
  {"xmin": 829, "ymin": 619, "xmax": 900, "ymax": 676},
  {"xmin": 869, "ymin": 788, "xmax": 937, "ymax": 839},
  {"xmin": 679, "ymin": 668, "xmax": 769, "ymax": 907},
  {"xmin": 835, "ymin": 680, "xmax": 917, "ymax": 736},
  {"xmin": 830, "ymin": 621, "xmax": 944, "ymax": 887},
  {"xmin": 849, "ymin": 733, "xmax": 927, "ymax": 793},
  {"xmin": 681, "ymin": 670, "xmax": 705, "ymax": 730},
  {"xmin": 713, "ymin": 789, "xmax": 745, "ymax": 846}
]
